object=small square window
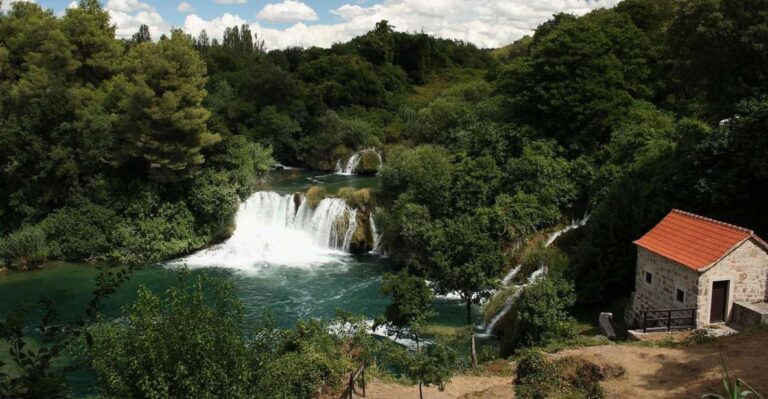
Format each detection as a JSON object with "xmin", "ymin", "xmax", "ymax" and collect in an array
[
  {"xmin": 645, "ymin": 271, "xmax": 653, "ymax": 285},
  {"xmin": 676, "ymin": 288, "xmax": 685, "ymax": 303}
]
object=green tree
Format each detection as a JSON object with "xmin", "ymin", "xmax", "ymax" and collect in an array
[
  {"xmin": 501, "ymin": 278, "xmax": 577, "ymax": 355},
  {"xmin": 88, "ymin": 274, "xmax": 258, "ymax": 398},
  {"xmin": 408, "ymin": 341, "xmax": 456, "ymax": 399},
  {"xmin": 350, "ymin": 20, "xmax": 395, "ymax": 66},
  {"xmin": 667, "ymin": 0, "xmax": 768, "ymax": 118},
  {"xmin": 379, "ymin": 272, "xmax": 435, "ymax": 337},
  {"xmin": 379, "ymin": 272, "xmax": 456, "ymax": 399},
  {"xmin": 111, "ymin": 29, "xmax": 220, "ymax": 183},
  {"xmin": 64, "ymin": 0, "xmax": 122, "ymax": 83},
  {"xmin": 498, "ymin": 9, "xmax": 653, "ymax": 153},
  {"xmin": 426, "ymin": 211, "xmax": 504, "ymax": 367},
  {"xmin": 131, "ymin": 24, "xmax": 151, "ymax": 44}
]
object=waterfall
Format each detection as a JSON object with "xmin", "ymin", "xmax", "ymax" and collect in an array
[
  {"xmin": 179, "ymin": 191, "xmax": 359, "ymax": 270},
  {"xmin": 335, "ymin": 149, "xmax": 382, "ymax": 175},
  {"xmin": 482, "ymin": 214, "xmax": 591, "ymax": 336},
  {"xmin": 336, "ymin": 153, "xmax": 362, "ymax": 175},
  {"xmin": 369, "ymin": 216, "xmax": 385, "ymax": 255},
  {"xmin": 501, "ymin": 264, "xmax": 522, "ymax": 286}
]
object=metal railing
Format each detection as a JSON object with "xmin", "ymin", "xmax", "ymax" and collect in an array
[{"xmin": 642, "ymin": 308, "xmax": 696, "ymax": 333}]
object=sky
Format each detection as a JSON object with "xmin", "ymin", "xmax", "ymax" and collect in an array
[{"xmin": 3, "ymin": 0, "xmax": 621, "ymax": 49}]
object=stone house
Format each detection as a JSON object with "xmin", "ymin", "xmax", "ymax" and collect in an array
[{"xmin": 628, "ymin": 209, "xmax": 768, "ymax": 329}]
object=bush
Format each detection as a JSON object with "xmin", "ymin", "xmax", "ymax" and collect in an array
[
  {"xmin": 188, "ymin": 171, "xmax": 240, "ymax": 240},
  {"xmin": 110, "ymin": 202, "xmax": 207, "ymax": 263},
  {"xmin": 337, "ymin": 187, "xmax": 356, "ymax": 205},
  {"xmin": 306, "ymin": 186, "xmax": 327, "ymax": 209},
  {"xmin": 0, "ymin": 225, "xmax": 49, "ymax": 270},
  {"xmin": 88, "ymin": 275, "xmax": 257, "ymax": 398},
  {"xmin": 39, "ymin": 203, "xmax": 118, "ymax": 262},
  {"xmin": 500, "ymin": 278, "xmax": 577, "ymax": 356},
  {"xmin": 355, "ymin": 150, "xmax": 382, "ymax": 175},
  {"xmin": 515, "ymin": 349, "xmax": 611, "ymax": 399},
  {"xmin": 351, "ymin": 188, "xmax": 372, "ymax": 210},
  {"xmin": 87, "ymin": 275, "xmax": 362, "ymax": 399}
]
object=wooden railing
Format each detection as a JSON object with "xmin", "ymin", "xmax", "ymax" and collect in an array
[
  {"xmin": 341, "ymin": 363, "xmax": 366, "ymax": 399},
  {"xmin": 642, "ymin": 308, "xmax": 696, "ymax": 333}
]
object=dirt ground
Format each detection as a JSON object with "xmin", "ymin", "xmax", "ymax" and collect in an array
[
  {"xmin": 355, "ymin": 329, "xmax": 768, "ymax": 399},
  {"xmin": 558, "ymin": 329, "xmax": 768, "ymax": 398},
  {"xmin": 362, "ymin": 374, "xmax": 515, "ymax": 399}
]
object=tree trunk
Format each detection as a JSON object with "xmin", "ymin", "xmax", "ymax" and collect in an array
[
  {"xmin": 466, "ymin": 300, "xmax": 478, "ymax": 368},
  {"xmin": 419, "ymin": 382, "xmax": 423, "ymax": 399}
]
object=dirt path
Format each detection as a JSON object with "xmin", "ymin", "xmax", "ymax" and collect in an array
[
  {"xmin": 362, "ymin": 375, "xmax": 515, "ymax": 399},
  {"xmin": 556, "ymin": 330, "xmax": 768, "ymax": 398},
  {"xmin": 359, "ymin": 330, "xmax": 768, "ymax": 399}
]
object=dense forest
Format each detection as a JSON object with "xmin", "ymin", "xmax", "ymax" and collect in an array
[{"xmin": 2, "ymin": 0, "xmax": 768, "ymax": 397}]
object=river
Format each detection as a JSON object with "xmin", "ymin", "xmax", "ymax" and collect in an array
[{"xmin": 0, "ymin": 170, "xmax": 475, "ymax": 337}]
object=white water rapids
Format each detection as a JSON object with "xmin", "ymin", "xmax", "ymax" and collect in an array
[
  {"xmin": 180, "ymin": 191, "xmax": 359, "ymax": 271},
  {"xmin": 481, "ymin": 214, "xmax": 591, "ymax": 336},
  {"xmin": 335, "ymin": 149, "xmax": 383, "ymax": 175}
]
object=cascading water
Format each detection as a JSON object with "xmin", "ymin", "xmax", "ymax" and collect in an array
[
  {"xmin": 336, "ymin": 153, "xmax": 362, "ymax": 175},
  {"xmin": 482, "ymin": 214, "xmax": 591, "ymax": 335},
  {"xmin": 335, "ymin": 149, "xmax": 383, "ymax": 175},
  {"xmin": 179, "ymin": 191, "xmax": 360, "ymax": 270},
  {"xmin": 369, "ymin": 216, "xmax": 385, "ymax": 255}
]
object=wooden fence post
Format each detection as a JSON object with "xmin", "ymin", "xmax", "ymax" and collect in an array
[
  {"xmin": 643, "ymin": 311, "xmax": 648, "ymax": 333},
  {"xmin": 349, "ymin": 372, "xmax": 354, "ymax": 399},
  {"xmin": 667, "ymin": 310, "xmax": 672, "ymax": 331}
]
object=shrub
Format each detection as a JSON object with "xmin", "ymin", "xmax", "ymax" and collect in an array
[
  {"xmin": 515, "ymin": 350, "xmax": 612, "ymax": 399},
  {"xmin": 337, "ymin": 187, "xmax": 356, "ymax": 205},
  {"xmin": 187, "ymin": 171, "xmax": 240, "ymax": 240},
  {"xmin": 306, "ymin": 186, "xmax": 327, "ymax": 209},
  {"xmin": 39, "ymin": 203, "xmax": 118, "ymax": 262},
  {"xmin": 88, "ymin": 275, "xmax": 257, "ymax": 398},
  {"xmin": 109, "ymin": 202, "xmax": 206, "ymax": 263},
  {"xmin": 500, "ymin": 278, "xmax": 577, "ymax": 356},
  {"xmin": 355, "ymin": 150, "xmax": 381, "ymax": 175},
  {"xmin": 0, "ymin": 225, "xmax": 49, "ymax": 270},
  {"xmin": 351, "ymin": 188, "xmax": 372, "ymax": 210}
]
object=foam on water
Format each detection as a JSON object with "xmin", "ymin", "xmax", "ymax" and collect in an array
[{"xmin": 177, "ymin": 191, "xmax": 359, "ymax": 272}]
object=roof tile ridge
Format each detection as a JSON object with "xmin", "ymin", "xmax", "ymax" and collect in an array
[{"xmin": 670, "ymin": 209, "xmax": 753, "ymax": 236}]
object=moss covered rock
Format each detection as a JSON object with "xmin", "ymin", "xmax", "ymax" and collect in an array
[
  {"xmin": 351, "ymin": 188, "xmax": 372, "ymax": 211},
  {"xmin": 349, "ymin": 211, "xmax": 373, "ymax": 254},
  {"xmin": 337, "ymin": 187, "xmax": 355, "ymax": 205},
  {"xmin": 306, "ymin": 186, "xmax": 327, "ymax": 209},
  {"xmin": 293, "ymin": 193, "xmax": 304, "ymax": 212},
  {"xmin": 354, "ymin": 150, "xmax": 382, "ymax": 175}
]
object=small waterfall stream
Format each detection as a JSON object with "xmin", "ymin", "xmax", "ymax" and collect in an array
[
  {"xmin": 181, "ymin": 191, "xmax": 361, "ymax": 270},
  {"xmin": 481, "ymin": 214, "xmax": 590, "ymax": 335},
  {"xmin": 335, "ymin": 149, "xmax": 382, "ymax": 175}
]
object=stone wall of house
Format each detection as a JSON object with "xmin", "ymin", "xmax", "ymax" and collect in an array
[
  {"xmin": 629, "ymin": 247, "xmax": 700, "ymax": 327},
  {"xmin": 698, "ymin": 238, "xmax": 768, "ymax": 324}
]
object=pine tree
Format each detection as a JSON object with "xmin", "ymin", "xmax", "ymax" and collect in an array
[
  {"xmin": 112, "ymin": 29, "xmax": 220, "ymax": 183},
  {"xmin": 132, "ymin": 24, "xmax": 151, "ymax": 44}
]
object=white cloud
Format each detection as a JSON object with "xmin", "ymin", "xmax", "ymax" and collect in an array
[
  {"xmin": 256, "ymin": 0, "xmax": 318, "ymax": 23},
  {"xmin": 177, "ymin": 2, "xmax": 194, "ymax": 13},
  {"xmin": 109, "ymin": 9, "xmax": 171, "ymax": 39},
  {"xmin": 214, "ymin": 0, "xmax": 247, "ymax": 4},
  {"xmin": 1, "ymin": 0, "xmax": 36, "ymax": 12},
  {"xmin": 114, "ymin": 0, "xmax": 620, "ymax": 49},
  {"xmin": 183, "ymin": 13, "xmax": 247, "ymax": 41},
  {"xmin": 106, "ymin": 0, "xmax": 155, "ymax": 13}
]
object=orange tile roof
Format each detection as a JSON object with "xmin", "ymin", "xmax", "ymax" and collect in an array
[{"xmin": 634, "ymin": 209, "xmax": 760, "ymax": 271}]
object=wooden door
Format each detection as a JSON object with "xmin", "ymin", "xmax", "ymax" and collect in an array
[{"xmin": 710, "ymin": 281, "xmax": 729, "ymax": 323}]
